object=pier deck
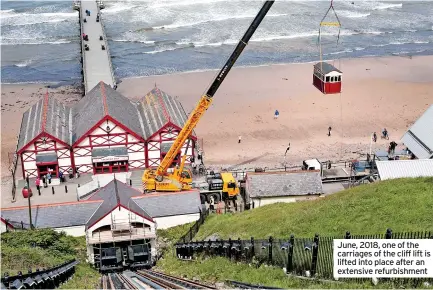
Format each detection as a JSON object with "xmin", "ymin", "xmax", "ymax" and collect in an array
[{"xmin": 79, "ymin": 0, "xmax": 115, "ymax": 93}]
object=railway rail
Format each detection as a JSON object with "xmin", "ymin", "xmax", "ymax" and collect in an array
[{"xmin": 101, "ymin": 270, "xmax": 215, "ymax": 289}]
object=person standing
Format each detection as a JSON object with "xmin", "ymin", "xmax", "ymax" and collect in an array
[
  {"xmin": 35, "ymin": 177, "xmax": 41, "ymax": 191},
  {"xmin": 43, "ymin": 174, "xmax": 48, "ymax": 188},
  {"xmin": 328, "ymin": 126, "xmax": 332, "ymax": 137},
  {"xmin": 238, "ymin": 135, "xmax": 242, "ymax": 144},
  {"xmin": 209, "ymin": 196, "xmax": 215, "ymax": 212},
  {"xmin": 47, "ymin": 172, "xmax": 52, "ymax": 184},
  {"xmin": 274, "ymin": 109, "xmax": 279, "ymax": 119},
  {"xmin": 373, "ymin": 132, "xmax": 377, "ymax": 143}
]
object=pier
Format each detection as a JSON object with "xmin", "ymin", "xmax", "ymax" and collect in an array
[{"xmin": 75, "ymin": 0, "xmax": 116, "ymax": 94}]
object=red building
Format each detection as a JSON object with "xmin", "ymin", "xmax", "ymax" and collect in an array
[
  {"xmin": 313, "ymin": 62, "xmax": 342, "ymax": 94},
  {"xmin": 17, "ymin": 82, "xmax": 196, "ymax": 178}
]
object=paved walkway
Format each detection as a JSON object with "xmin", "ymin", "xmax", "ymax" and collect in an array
[
  {"xmin": 1, "ymin": 175, "xmax": 93, "ymax": 208},
  {"xmin": 80, "ymin": 0, "xmax": 115, "ymax": 93}
]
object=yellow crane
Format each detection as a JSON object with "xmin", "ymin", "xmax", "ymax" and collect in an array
[{"xmin": 142, "ymin": 1, "xmax": 275, "ymax": 202}]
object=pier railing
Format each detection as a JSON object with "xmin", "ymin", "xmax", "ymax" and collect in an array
[
  {"xmin": 79, "ymin": 4, "xmax": 88, "ymax": 94},
  {"xmin": 98, "ymin": 5, "xmax": 116, "ymax": 88}
]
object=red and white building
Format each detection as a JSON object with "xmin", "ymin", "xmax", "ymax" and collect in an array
[
  {"xmin": 313, "ymin": 61, "xmax": 342, "ymax": 94},
  {"xmin": 17, "ymin": 82, "xmax": 196, "ymax": 179}
]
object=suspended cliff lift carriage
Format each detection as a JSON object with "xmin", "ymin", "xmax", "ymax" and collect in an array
[{"xmin": 313, "ymin": 0, "xmax": 342, "ymax": 94}]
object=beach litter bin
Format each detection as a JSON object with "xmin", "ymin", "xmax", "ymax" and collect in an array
[{"xmin": 22, "ymin": 186, "xmax": 33, "ymax": 199}]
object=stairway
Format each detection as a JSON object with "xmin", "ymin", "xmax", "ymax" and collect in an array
[{"xmin": 128, "ymin": 170, "xmax": 144, "ymax": 191}]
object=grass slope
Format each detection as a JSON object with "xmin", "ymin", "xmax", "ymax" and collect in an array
[
  {"xmin": 1, "ymin": 229, "xmax": 99, "ymax": 289},
  {"xmin": 196, "ymin": 178, "xmax": 433, "ymax": 239},
  {"xmin": 156, "ymin": 178, "xmax": 433, "ymax": 288}
]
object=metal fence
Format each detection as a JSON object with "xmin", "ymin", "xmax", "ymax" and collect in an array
[
  {"xmin": 1, "ymin": 259, "xmax": 78, "ymax": 289},
  {"xmin": 175, "ymin": 229, "xmax": 433, "ymax": 286},
  {"xmin": 177, "ymin": 208, "xmax": 210, "ymax": 244}
]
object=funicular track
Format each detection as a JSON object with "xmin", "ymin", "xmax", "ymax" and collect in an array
[{"xmin": 102, "ymin": 270, "xmax": 215, "ymax": 289}]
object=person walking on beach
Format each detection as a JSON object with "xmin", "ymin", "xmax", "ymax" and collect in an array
[
  {"xmin": 238, "ymin": 135, "xmax": 242, "ymax": 144},
  {"xmin": 274, "ymin": 109, "xmax": 279, "ymax": 119},
  {"xmin": 373, "ymin": 132, "xmax": 377, "ymax": 143},
  {"xmin": 284, "ymin": 143, "xmax": 291, "ymax": 156},
  {"xmin": 328, "ymin": 126, "xmax": 332, "ymax": 137}
]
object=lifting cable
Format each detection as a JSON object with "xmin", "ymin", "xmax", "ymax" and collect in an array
[{"xmin": 318, "ymin": 0, "xmax": 344, "ymax": 159}]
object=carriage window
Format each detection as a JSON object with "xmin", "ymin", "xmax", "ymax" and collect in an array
[
  {"xmin": 326, "ymin": 76, "xmax": 330, "ymax": 82},
  {"xmin": 338, "ymin": 76, "xmax": 341, "ymax": 81},
  {"xmin": 332, "ymin": 76, "xmax": 335, "ymax": 82}
]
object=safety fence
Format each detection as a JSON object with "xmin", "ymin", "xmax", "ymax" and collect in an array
[
  {"xmin": 2, "ymin": 219, "xmax": 32, "ymax": 231},
  {"xmin": 177, "ymin": 208, "xmax": 210, "ymax": 244},
  {"xmin": 175, "ymin": 229, "xmax": 433, "ymax": 286},
  {"xmin": 1, "ymin": 259, "xmax": 79, "ymax": 289}
]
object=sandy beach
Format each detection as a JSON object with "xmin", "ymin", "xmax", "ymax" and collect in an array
[{"xmin": 1, "ymin": 55, "xmax": 433, "ymax": 178}]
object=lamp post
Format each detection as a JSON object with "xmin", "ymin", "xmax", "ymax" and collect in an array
[{"xmin": 23, "ymin": 176, "xmax": 33, "ymax": 229}]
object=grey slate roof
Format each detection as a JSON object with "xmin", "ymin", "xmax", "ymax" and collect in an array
[
  {"xmin": 133, "ymin": 190, "xmax": 202, "ymax": 218},
  {"xmin": 246, "ymin": 171, "xmax": 323, "ymax": 198},
  {"xmin": 17, "ymin": 94, "xmax": 72, "ymax": 152},
  {"xmin": 401, "ymin": 105, "xmax": 433, "ymax": 159},
  {"xmin": 137, "ymin": 87, "xmax": 193, "ymax": 139},
  {"xmin": 1, "ymin": 202, "xmax": 102, "ymax": 228},
  {"xmin": 1, "ymin": 183, "xmax": 201, "ymax": 230},
  {"xmin": 86, "ymin": 179, "xmax": 152, "ymax": 228},
  {"xmin": 72, "ymin": 82, "xmax": 145, "ymax": 144},
  {"xmin": 314, "ymin": 62, "xmax": 342, "ymax": 75}
]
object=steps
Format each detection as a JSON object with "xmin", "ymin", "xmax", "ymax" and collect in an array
[{"xmin": 128, "ymin": 170, "xmax": 144, "ymax": 191}]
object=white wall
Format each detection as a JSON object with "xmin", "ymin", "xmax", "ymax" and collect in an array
[
  {"xmin": 0, "ymin": 222, "xmax": 7, "ymax": 233},
  {"xmin": 251, "ymin": 195, "xmax": 320, "ymax": 208},
  {"xmin": 154, "ymin": 213, "xmax": 200, "ymax": 229},
  {"xmin": 87, "ymin": 206, "xmax": 155, "ymax": 236},
  {"xmin": 54, "ymin": 225, "xmax": 86, "ymax": 237}
]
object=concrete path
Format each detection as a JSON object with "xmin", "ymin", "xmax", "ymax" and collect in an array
[{"xmin": 80, "ymin": 0, "xmax": 115, "ymax": 93}]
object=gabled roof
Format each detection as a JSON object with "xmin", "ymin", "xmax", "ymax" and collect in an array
[
  {"xmin": 17, "ymin": 93, "xmax": 72, "ymax": 152},
  {"xmin": 376, "ymin": 160, "xmax": 433, "ymax": 180},
  {"xmin": 133, "ymin": 190, "xmax": 202, "ymax": 218},
  {"xmin": 86, "ymin": 179, "xmax": 153, "ymax": 229},
  {"xmin": 246, "ymin": 170, "xmax": 323, "ymax": 198},
  {"xmin": 72, "ymin": 82, "xmax": 145, "ymax": 144},
  {"xmin": 1, "ymin": 201, "xmax": 102, "ymax": 229},
  {"xmin": 401, "ymin": 105, "xmax": 433, "ymax": 159},
  {"xmin": 314, "ymin": 62, "xmax": 342, "ymax": 75},
  {"xmin": 137, "ymin": 87, "xmax": 193, "ymax": 139}
]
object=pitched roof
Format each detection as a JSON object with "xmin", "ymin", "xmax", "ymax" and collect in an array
[
  {"xmin": 401, "ymin": 105, "xmax": 433, "ymax": 159},
  {"xmin": 133, "ymin": 190, "xmax": 202, "ymax": 218},
  {"xmin": 1, "ymin": 201, "xmax": 102, "ymax": 228},
  {"xmin": 72, "ymin": 82, "xmax": 145, "ymax": 144},
  {"xmin": 86, "ymin": 179, "xmax": 153, "ymax": 229},
  {"xmin": 246, "ymin": 170, "xmax": 323, "ymax": 198},
  {"xmin": 137, "ymin": 87, "xmax": 192, "ymax": 139},
  {"xmin": 314, "ymin": 62, "xmax": 342, "ymax": 75},
  {"xmin": 17, "ymin": 93, "xmax": 72, "ymax": 152},
  {"xmin": 376, "ymin": 160, "xmax": 433, "ymax": 180}
]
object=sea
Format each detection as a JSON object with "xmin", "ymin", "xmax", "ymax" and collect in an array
[{"xmin": 1, "ymin": 0, "xmax": 433, "ymax": 84}]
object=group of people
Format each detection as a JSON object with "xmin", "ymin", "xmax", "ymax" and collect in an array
[
  {"xmin": 34, "ymin": 167, "xmax": 80, "ymax": 191},
  {"xmin": 372, "ymin": 128, "xmax": 389, "ymax": 143}
]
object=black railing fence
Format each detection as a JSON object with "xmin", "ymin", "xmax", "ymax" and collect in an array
[
  {"xmin": 1, "ymin": 259, "xmax": 78, "ymax": 289},
  {"xmin": 177, "ymin": 208, "xmax": 210, "ymax": 244},
  {"xmin": 175, "ymin": 229, "xmax": 433, "ymax": 285}
]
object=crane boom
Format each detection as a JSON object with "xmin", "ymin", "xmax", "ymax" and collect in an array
[{"xmin": 154, "ymin": 0, "xmax": 275, "ymax": 179}]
